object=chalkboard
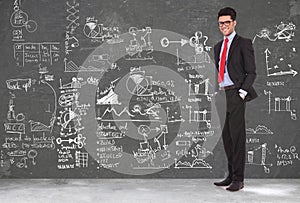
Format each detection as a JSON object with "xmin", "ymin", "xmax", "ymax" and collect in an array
[{"xmin": 0, "ymin": 0, "xmax": 299, "ymax": 178}]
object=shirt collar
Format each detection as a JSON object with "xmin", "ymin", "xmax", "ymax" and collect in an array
[{"xmin": 224, "ymin": 31, "xmax": 236, "ymax": 42}]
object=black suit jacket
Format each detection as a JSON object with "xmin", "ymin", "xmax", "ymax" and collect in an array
[{"xmin": 214, "ymin": 34, "xmax": 257, "ymax": 101}]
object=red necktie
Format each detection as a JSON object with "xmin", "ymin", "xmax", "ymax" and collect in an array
[{"xmin": 218, "ymin": 38, "xmax": 229, "ymax": 83}]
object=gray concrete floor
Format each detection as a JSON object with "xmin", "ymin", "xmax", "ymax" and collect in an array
[{"xmin": 0, "ymin": 179, "xmax": 299, "ymax": 203}]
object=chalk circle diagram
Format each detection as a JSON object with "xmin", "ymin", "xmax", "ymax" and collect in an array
[
  {"xmin": 10, "ymin": 8, "xmax": 37, "ymax": 33},
  {"xmin": 77, "ymin": 29, "xmax": 221, "ymax": 175},
  {"xmin": 126, "ymin": 71, "xmax": 149, "ymax": 95},
  {"xmin": 83, "ymin": 19, "xmax": 102, "ymax": 38}
]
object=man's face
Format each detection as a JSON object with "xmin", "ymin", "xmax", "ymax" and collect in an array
[{"xmin": 218, "ymin": 15, "xmax": 236, "ymax": 37}]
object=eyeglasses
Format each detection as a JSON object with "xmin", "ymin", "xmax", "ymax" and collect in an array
[{"xmin": 218, "ymin": 20, "xmax": 233, "ymax": 27}]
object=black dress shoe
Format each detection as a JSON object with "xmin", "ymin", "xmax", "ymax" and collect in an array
[
  {"xmin": 226, "ymin": 181, "xmax": 244, "ymax": 192},
  {"xmin": 214, "ymin": 177, "xmax": 232, "ymax": 186}
]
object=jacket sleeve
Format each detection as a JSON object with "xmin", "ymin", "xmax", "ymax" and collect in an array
[{"xmin": 241, "ymin": 39, "xmax": 256, "ymax": 91}]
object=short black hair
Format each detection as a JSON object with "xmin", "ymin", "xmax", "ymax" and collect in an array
[{"xmin": 218, "ymin": 7, "xmax": 236, "ymax": 21}]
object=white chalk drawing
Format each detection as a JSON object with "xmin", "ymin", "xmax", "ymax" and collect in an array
[
  {"xmin": 4, "ymin": 94, "xmax": 26, "ymax": 138},
  {"xmin": 59, "ymin": 77, "xmax": 86, "ymax": 90},
  {"xmin": 58, "ymin": 92, "xmax": 79, "ymax": 107},
  {"xmin": 14, "ymin": 42, "xmax": 60, "ymax": 67},
  {"xmin": 97, "ymin": 106, "xmax": 133, "ymax": 119},
  {"xmin": 125, "ymin": 27, "xmax": 153, "ymax": 61},
  {"xmin": 65, "ymin": 34, "xmax": 79, "ymax": 55},
  {"xmin": 246, "ymin": 143, "xmax": 272, "ymax": 173},
  {"xmin": 10, "ymin": 0, "xmax": 37, "ymax": 33},
  {"xmin": 15, "ymin": 157, "xmax": 28, "ymax": 168},
  {"xmin": 132, "ymin": 103, "xmax": 162, "ymax": 120},
  {"xmin": 174, "ymin": 157, "xmax": 212, "ymax": 169},
  {"xmin": 75, "ymin": 151, "xmax": 88, "ymax": 167},
  {"xmin": 132, "ymin": 124, "xmax": 169, "ymax": 168},
  {"xmin": 27, "ymin": 150, "xmax": 37, "ymax": 165},
  {"xmin": 29, "ymin": 120, "xmax": 51, "ymax": 132},
  {"xmin": 97, "ymin": 78, "xmax": 121, "ymax": 105},
  {"xmin": 38, "ymin": 64, "xmax": 48, "ymax": 77},
  {"xmin": 12, "ymin": 29, "xmax": 24, "ymax": 42},
  {"xmin": 253, "ymin": 22, "xmax": 296, "ymax": 43},
  {"xmin": 264, "ymin": 90, "xmax": 297, "ymax": 120},
  {"xmin": 83, "ymin": 17, "xmax": 122, "ymax": 44},
  {"xmin": 6, "ymin": 97, "xmax": 24, "ymax": 125},
  {"xmin": 40, "ymin": 80, "xmax": 57, "ymax": 133},
  {"xmin": 165, "ymin": 106, "xmax": 185, "ymax": 123},
  {"xmin": 246, "ymin": 125, "xmax": 273, "ymax": 135},
  {"xmin": 161, "ymin": 31, "xmax": 211, "ymax": 65},
  {"xmin": 57, "ymin": 107, "xmax": 82, "ymax": 133},
  {"xmin": 275, "ymin": 144, "xmax": 300, "ymax": 166},
  {"xmin": 160, "ymin": 37, "xmax": 189, "ymax": 47},
  {"xmin": 97, "ymin": 106, "xmax": 162, "ymax": 123},
  {"xmin": 56, "ymin": 134, "xmax": 86, "ymax": 149},
  {"xmin": 187, "ymin": 78, "xmax": 212, "ymax": 101},
  {"xmin": 6, "ymin": 78, "xmax": 33, "ymax": 92},
  {"xmin": 66, "ymin": 0, "xmax": 79, "ymax": 30},
  {"xmin": 4, "ymin": 123, "xmax": 25, "ymax": 135},
  {"xmin": 90, "ymin": 54, "xmax": 111, "ymax": 65},
  {"xmin": 184, "ymin": 105, "xmax": 211, "ymax": 128},
  {"xmin": 7, "ymin": 98, "xmax": 16, "ymax": 121},
  {"xmin": 264, "ymin": 48, "xmax": 297, "ymax": 77},
  {"xmin": 64, "ymin": 58, "xmax": 105, "ymax": 73},
  {"xmin": 74, "ymin": 101, "xmax": 91, "ymax": 116},
  {"xmin": 126, "ymin": 68, "xmax": 153, "ymax": 96},
  {"xmin": 97, "ymin": 89, "xmax": 121, "ymax": 105}
]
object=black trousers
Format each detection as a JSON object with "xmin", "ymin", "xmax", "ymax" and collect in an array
[{"xmin": 221, "ymin": 89, "xmax": 246, "ymax": 181}]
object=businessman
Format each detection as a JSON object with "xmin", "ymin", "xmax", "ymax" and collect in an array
[{"xmin": 213, "ymin": 7, "xmax": 257, "ymax": 191}]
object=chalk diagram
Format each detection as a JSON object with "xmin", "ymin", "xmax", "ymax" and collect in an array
[
  {"xmin": 264, "ymin": 90, "xmax": 297, "ymax": 120},
  {"xmin": 246, "ymin": 143, "xmax": 272, "ymax": 174},
  {"xmin": 132, "ymin": 124, "xmax": 170, "ymax": 169},
  {"xmin": 160, "ymin": 31, "xmax": 211, "ymax": 65},
  {"xmin": 4, "ymin": 77, "xmax": 57, "ymax": 169},
  {"xmin": 126, "ymin": 68, "xmax": 152, "ymax": 96},
  {"xmin": 252, "ymin": 22, "xmax": 296, "ymax": 43},
  {"xmin": 174, "ymin": 144, "xmax": 212, "ymax": 169},
  {"xmin": 264, "ymin": 48, "xmax": 297, "ymax": 77},
  {"xmin": 66, "ymin": 0, "xmax": 79, "ymax": 30},
  {"xmin": 187, "ymin": 78, "xmax": 213, "ymax": 101},
  {"xmin": 83, "ymin": 17, "xmax": 122, "ymax": 44},
  {"xmin": 125, "ymin": 27, "xmax": 153, "ymax": 61},
  {"xmin": 64, "ymin": 58, "xmax": 105, "ymax": 73},
  {"xmin": 4, "ymin": 94, "xmax": 25, "ymax": 140},
  {"xmin": 10, "ymin": 2, "xmax": 37, "ymax": 33},
  {"xmin": 246, "ymin": 125, "xmax": 274, "ymax": 135},
  {"xmin": 77, "ymin": 28, "xmax": 219, "ymax": 176}
]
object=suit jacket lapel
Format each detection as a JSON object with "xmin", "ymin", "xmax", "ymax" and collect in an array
[{"xmin": 227, "ymin": 34, "xmax": 239, "ymax": 62}]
